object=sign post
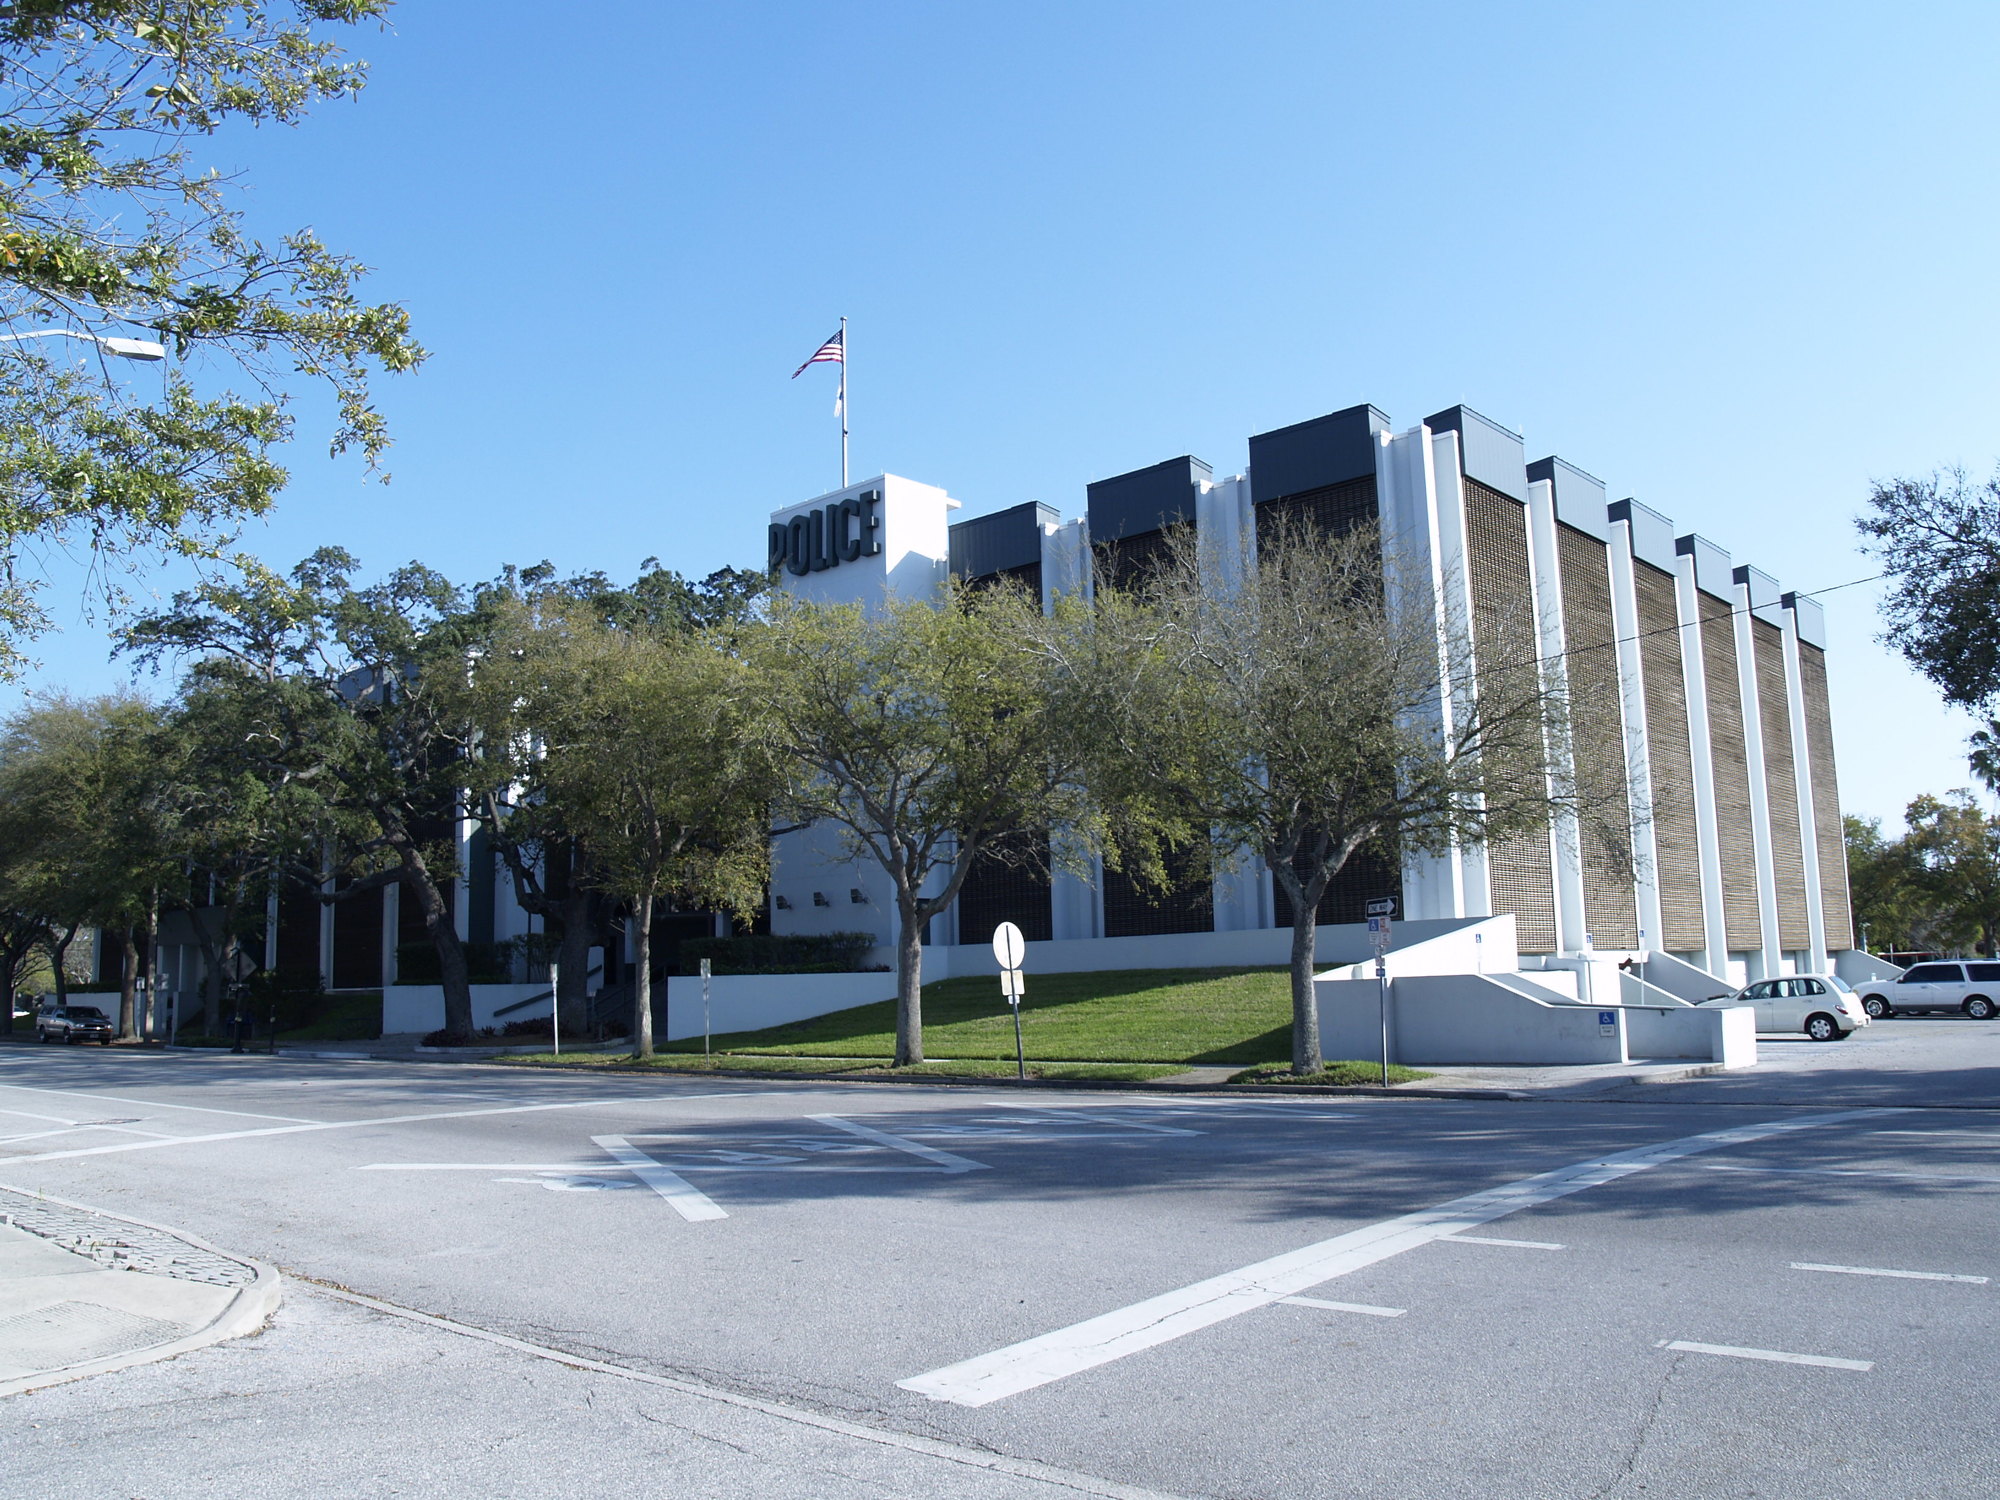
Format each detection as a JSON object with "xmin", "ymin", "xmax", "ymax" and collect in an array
[
  {"xmin": 550, "ymin": 960, "xmax": 561, "ymax": 1057},
  {"xmin": 992, "ymin": 922, "xmax": 1027, "ymax": 1081},
  {"xmin": 1366, "ymin": 898, "xmax": 1396, "ymax": 1087},
  {"xmin": 701, "ymin": 958, "xmax": 713, "ymax": 1057}
]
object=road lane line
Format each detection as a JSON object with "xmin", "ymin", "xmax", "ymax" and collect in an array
[
  {"xmin": 1791, "ymin": 1262, "xmax": 1989, "ymax": 1284},
  {"xmin": 898, "ymin": 1108, "xmax": 1891, "ymax": 1407},
  {"xmin": 992, "ymin": 1105, "xmax": 1201, "ymax": 1136},
  {"xmin": 1702, "ymin": 1163, "xmax": 2000, "ymax": 1186},
  {"xmin": 1872, "ymin": 1129, "xmax": 2000, "ymax": 1139},
  {"xmin": 0, "ymin": 1094, "xmax": 720, "ymax": 1165},
  {"xmin": 306, "ymin": 1284, "xmax": 1186, "ymax": 1500},
  {"xmin": 1657, "ymin": 1339, "xmax": 1872, "ymax": 1371},
  {"xmin": 807, "ymin": 1115, "xmax": 991, "ymax": 1171},
  {"xmin": 1279, "ymin": 1297, "xmax": 1406, "ymax": 1317},
  {"xmin": 592, "ymin": 1137, "xmax": 728, "ymax": 1221},
  {"xmin": 1440, "ymin": 1235, "xmax": 1567, "ymax": 1250},
  {"xmin": 0, "ymin": 1082, "xmax": 319, "ymax": 1123},
  {"xmin": 359, "ymin": 1163, "xmax": 630, "ymax": 1173}
]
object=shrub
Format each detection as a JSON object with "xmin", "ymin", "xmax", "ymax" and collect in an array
[{"xmin": 678, "ymin": 931, "xmax": 882, "ymax": 975}]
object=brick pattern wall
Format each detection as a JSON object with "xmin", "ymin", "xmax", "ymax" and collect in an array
[
  {"xmin": 1463, "ymin": 478, "xmax": 1557, "ymax": 953},
  {"xmin": 1633, "ymin": 562, "xmax": 1706, "ymax": 951},
  {"xmin": 1798, "ymin": 644, "xmax": 1854, "ymax": 948},
  {"xmin": 1557, "ymin": 524, "xmax": 1638, "ymax": 948},
  {"xmin": 1698, "ymin": 593, "xmax": 1762, "ymax": 950},
  {"xmin": 1752, "ymin": 619, "xmax": 1811, "ymax": 949}
]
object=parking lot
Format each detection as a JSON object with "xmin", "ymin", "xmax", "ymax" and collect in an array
[{"xmin": 1, "ymin": 1031, "xmax": 1996, "ymax": 1498}]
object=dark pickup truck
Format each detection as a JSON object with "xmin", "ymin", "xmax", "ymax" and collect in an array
[{"xmin": 36, "ymin": 1005, "xmax": 115, "ymax": 1045}]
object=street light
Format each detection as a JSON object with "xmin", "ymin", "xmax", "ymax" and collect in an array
[{"xmin": 0, "ymin": 328, "xmax": 166, "ymax": 361}]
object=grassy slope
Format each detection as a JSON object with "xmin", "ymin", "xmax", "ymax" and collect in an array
[{"xmin": 664, "ymin": 966, "xmax": 1294, "ymax": 1065}]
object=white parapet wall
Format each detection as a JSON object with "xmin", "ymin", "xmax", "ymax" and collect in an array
[
  {"xmin": 383, "ymin": 983, "xmax": 551, "ymax": 1036},
  {"xmin": 1834, "ymin": 949, "xmax": 1904, "ymax": 985},
  {"xmin": 656, "ymin": 971, "xmax": 896, "ymax": 1044},
  {"xmin": 1315, "ymin": 973, "xmax": 1759, "ymax": 1068}
]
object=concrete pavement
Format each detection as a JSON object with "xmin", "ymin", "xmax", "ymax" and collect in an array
[{"xmin": 1, "ymin": 1036, "xmax": 1995, "ymax": 1496}]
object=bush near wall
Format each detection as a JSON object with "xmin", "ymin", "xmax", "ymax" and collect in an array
[
  {"xmin": 678, "ymin": 932, "xmax": 883, "ymax": 975},
  {"xmin": 394, "ymin": 941, "xmax": 514, "ymax": 985}
]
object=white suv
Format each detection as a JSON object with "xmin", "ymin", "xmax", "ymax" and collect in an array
[{"xmin": 1855, "ymin": 962, "xmax": 2000, "ymax": 1020}]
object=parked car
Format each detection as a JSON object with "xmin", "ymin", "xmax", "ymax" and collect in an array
[
  {"xmin": 1853, "ymin": 961, "xmax": 2000, "ymax": 1020},
  {"xmin": 1697, "ymin": 975, "xmax": 1867, "ymax": 1041},
  {"xmin": 35, "ymin": 1005, "xmax": 115, "ymax": 1045}
]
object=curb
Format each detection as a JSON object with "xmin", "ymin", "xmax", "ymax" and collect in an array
[{"xmin": 0, "ymin": 1186, "xmax": 281, "ymax": 1399}]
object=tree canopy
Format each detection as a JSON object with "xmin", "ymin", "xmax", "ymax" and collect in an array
[{"xmin": 0, "ymin": 0, "xmax": 421, "ymax": 675}]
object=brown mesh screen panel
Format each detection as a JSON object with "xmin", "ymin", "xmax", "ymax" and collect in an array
[
  {"xmin": 954, "ymin": 832, "xmax": 1053, "ymax": 945},
  {"xmin": 276, "ymin": 888, "xmax": 321, "ymax": 980},
  {"xmin": 1273, "ymin": 843, "xmax": 1402, "ymax": 928},
  {"xmin": 1699, "ymin": 594, "xmax": 1761, "ymax": 950},
  {"xmin": 1100, "ymin": 847, "xmax": 1214, "ymax": 937},
  {"xmin": 1556, "ymin": 525, "xmax": 1637, "ymax": 948},
  {"xmin": 332, "ymin": 880, "xmax": 383, "ymax": 990},
  {"xmin": 1752, "ymin": 620, "xmax": 1811, "ymax": 948},
  {"xmin": 1799, "ymin": 644, "xmax": 1854, "ymax": 947},
  {"xmin": 1463, "ymin": 479, "xmax": 1557, "ymax": 953},
  {"xmin": 1633, "ymin": 563, "xmax": 1705, "ymax": 950},
  {"xmin": 962, "ymin": 561, "xmax": 1042, "ymax": 600},
  {"xmin": 1092, "ymin": 528, "xmax": 1180, "ymax": 593},
  {"xmin": 1255, "ymin": 475, "xmax": 1377, "ymax": 541}
]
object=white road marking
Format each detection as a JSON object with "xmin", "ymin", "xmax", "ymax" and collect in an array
[
  {"xmin": 309, "ymin": 1285, "xmax": 1185, "ymax": 1500},
  {"xmin": 1702, "ymin": 1162, "xmax": 2000, "ymax": 1187},
  {"xmin": 806, "ymin": 1115, "xmax": 990, "ymax": 1172},
  {"xmin": 898, "ymin": 1107, "xmax": 1890, "ymax": 1407},
  {"xmin": 592, "ymin": 1136, "xmax": 728, "ymax": 1221},
  {"xmin": 0, "ymin": 1082, "xmax": 319, "ymax": 1123},
  {"xmin": 1872, "ymin": 1129, "xmax": 2000, "ymax": 1139},
  {"xmin": 1440, "ymin": 1235, "xmax": 1567, "ymax": 1251},
  {"xmin": 1279, "ymin": 1296, "xmax": 1406, "ymax": 1317},
  {"xmin": 1791, "ymin": 1262, "xmax": 1989, "ymax": 1284},
  {"xmin": 1656, "ymin": 1339, "xmax": 1872, "ymax": 1371},
  {"xmin": 0, "ymin": 1093, "xmax": 720, "ymax": 1165},
  {"xmin": 359, "ymin": 1163, "xmax": 630, "ymax": 1173}
]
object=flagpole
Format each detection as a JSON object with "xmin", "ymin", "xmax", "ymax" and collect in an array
[{"xmin": 839, "ymin": 315, "xmax": 849, "ymax": 489}]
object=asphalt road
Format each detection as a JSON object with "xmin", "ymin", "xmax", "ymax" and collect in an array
[{"xmin": 1, "ymin": 1020, "xmax": 1996, "ymax": 1499}]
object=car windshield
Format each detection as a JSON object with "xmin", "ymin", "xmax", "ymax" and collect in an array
[{"xmin": 68, "ymin": 1006, "xmax": 106, "ymax": 1020}]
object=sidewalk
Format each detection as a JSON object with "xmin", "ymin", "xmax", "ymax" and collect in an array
[{"xmin": 0, "ymin": 1187, "xmax": 279, "ymax": 1397}]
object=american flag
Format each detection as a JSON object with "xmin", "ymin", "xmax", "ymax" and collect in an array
[{"xmin": 791, "ymin": 327, "xmax": 844, "ymax": 378}]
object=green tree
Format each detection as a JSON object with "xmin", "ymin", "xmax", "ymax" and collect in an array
[
  {"xmin": 0, "ymin": 1, "xmax": 422, "ymax": 675},
  {"xmin": 480, "ymin": 600, "xmax": 779, "ymax": 1058},
  {"xmin": 751, "ymin": 582, "xmax": 1097, "ymax": 1067},
  {"xmin": 122, "ymin": 550, "xmax": 487, "ymax": 1039},
  {"xmin": 1903, "ymin": 791, "xmax": 2000, "ymax": 958},
  {"xmin": 1078, "ymin": 519, "xmax": 1600, "ymax": 1075},
  {"xmin": 1843, "ymin": 813, "xmax": 1930, "ymax": 956},
  {"xmin": 0, "ymin": 690, "xmax": 171, "ymax": 1035}
]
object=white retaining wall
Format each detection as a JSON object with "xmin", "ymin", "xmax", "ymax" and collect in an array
[
  {"xmin": 383, "ymin": 983, "xmax": 550, "ymax": 1036},
  {"xmin": 385, "ymin": 972, "xmax": 900, "ymax": 1043},
  {"xmin": 1834, "ymin": 950, "xmax": 1904, "ymax": 984}
]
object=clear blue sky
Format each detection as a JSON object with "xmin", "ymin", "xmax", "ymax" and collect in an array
[{"xmin": 10, "ymin": 0, "xmax": 1998, "ymax": 829}]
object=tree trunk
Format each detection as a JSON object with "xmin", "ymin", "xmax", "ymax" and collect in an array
[
  {"xmin": 557, "ymin": 886, "xmax": 594, "ymax": 1011},
  {"xmin": 144, "ymin": 886, "xmax": 160, "ymax": 1041},
  {"xmin": 118, "ymin": 926, "xmax": 139, "ymax": 1040},
  {"xmin": 1288, "ymin": 907, "xmax": 1322, "ymax": 1074},
  {"xmin": 894, "ymin": 896, "xmax": 924, "ymax": 1067},
  {"xmin": 631, "ymin": 887, "xmax": 656, "ymax": 1060},
  {"xmin": 51, "ymin": 925, "xmax": 75, "ymax": 1005},
  {"xmin": 398, "ymin": 851, "xmax": 474, "ymax": 1041}
]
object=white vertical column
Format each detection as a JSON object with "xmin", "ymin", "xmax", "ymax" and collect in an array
[
  {"xmin": 1731, "ymin": 580, "xmax": 1783, "ymax": 978},
  {"xmin": 381, "ymin": 883, "xmax": 399, "ymax": 989},
  {"xmin": 1674, "ymin": 561, "xmax": 1728, "ymax": 976},
  {"xmin": 1525, "ymin": 477, "xmax": 1586, "ymax": 953},
  {"xmin": 1379, "ymin": 425, "xmax": 1460, "ymax": 921},
  {"xmin": 264, "ymin": 885, "xmax": 279, "ymax": 971},
  {"xmin": 1781, "ymin": 612, "xmax": 1830, "ymax": 971},
  {"xmin": 317, "ymin": 844, "xmax": 336, "ymax": 989},
  {"xmin": 1605, "ymin": 527, "xmax": 1665, "ymax": 960},
  {"xmin": 1424, "ymin": 429, "xmax": 1490, "ymax": 918}
]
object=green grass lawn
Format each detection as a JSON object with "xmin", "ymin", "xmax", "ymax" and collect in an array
[{"xmin": 663, "ymin": 966, "xmax": 1295, "ymax": 1065}]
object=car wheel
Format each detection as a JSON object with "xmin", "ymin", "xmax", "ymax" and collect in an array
[
  {"xmin": 100, "ymin": 1037, "xmax": 113, "ymax": 1046},
  {"xmin": 1805, "ymin": 1013, "xmax": 1840, "ymax": 1042},
  {"xmin": 1966, "ymin": 995, "xmax": 1997, "ymax": 1021},
  {"xmin": 64, "ymin": 1033, "xmax": 78, "ymax": 1044},
  {"xmin": 1862, "ymin": 995, "xmax": 1892, "ymax": 1019},
  {"xmin": 35, "ymin": 1028, "xmax": 49, "ymax": 1043}
]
